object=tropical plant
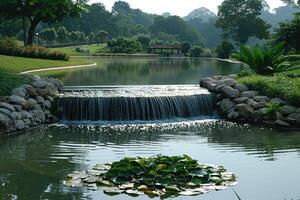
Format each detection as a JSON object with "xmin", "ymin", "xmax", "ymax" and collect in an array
[
  {"xmin": 216, "ymin": 40, "xmax": 235, "ymax": 59},
  {"xmin": 232, "ymin": 43, "xmax": 299, "ymax": 75}
]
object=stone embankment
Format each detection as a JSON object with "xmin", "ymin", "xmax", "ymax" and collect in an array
[
  {"xmin": 0, "ymin": 76, "xmax": 63, "ymax": 134},
  {"xmin": 200, "ymin": 76, "xmax": 300, "ymax": 128}
]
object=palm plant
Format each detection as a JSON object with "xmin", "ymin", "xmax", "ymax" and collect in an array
[{"xmin": 232, "ymin": 43, "xmax": 299, "ymax": 75}]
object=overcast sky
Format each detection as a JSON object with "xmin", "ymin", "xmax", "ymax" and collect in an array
[{"xmin": 90, "ymin": 0, "xmax": 285, "ymax": 16}]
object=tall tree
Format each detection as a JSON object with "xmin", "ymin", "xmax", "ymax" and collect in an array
[
  {"xmin": 216, "ymin": 0, "xmax": 270, "ymax": 44},
  {"xmin": 0, "ymin": 0, "xmax": 87, "ymax": 45},
  {"xmin": 281, "ymin": 0, "xmax": 300, "ymax": 8}
]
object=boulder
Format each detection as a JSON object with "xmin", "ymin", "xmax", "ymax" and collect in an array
[
  {"xmin": 36, "ymin": 88, "xmax": 48, "ymax": 96},
  {"xmin": 0, "ymin": 108, "xmax": 11, "ymax": 117},
  {"xmin": 241, "ymin": 91, "xmax": 258, "ymax": 98},
  {"xmin": 31, "ymin": 79, "xmax": 47, "ymax": 88},
  {"xmin": 215, "ymin": 84, "xmax": 225, "ymax": 92},
  {"xmin": 15, "ymin": 120, "xmax": 25, "ymax": 130},
  {"xmin": 9, "ymin": 95, "xmax": 26, "ymax": 105},
  {"xmin": 270, "ymin": 98, "xmax": 286, "ymax": 105},
  {"xmin": 219, "ymin": 98, "xmax": 235, "ymax": 113},
  {"xmin": 275, "ymin": 119, "xmax": 290, "ymax": 127},
  {"xmin": 253, "ymin": 96, "xmax": 270, "ymax": 102},
  {"xmin": 234, "ymin": 84, "xmax": 249, "ymax": 93},
  {"xmin": 252, "ymin": 110, "xmax": 264, "ymax": 121},
  {"xmin": 280, "ymin": 106, "xmax": 296, "ymax": 115},
  {"xmin": 200, "ymin": 78, "xmax": 215, "ymax": 87},
  {"xmin": 48, "ymin": 78, "xmax": 64, "ymax": 91},
  {"xmin": 13, "ymin": 105, "xmax": 22, "ymax": 112},
  {"xmin": 11, "ymin": 112, "xmax": 22, "ymax": 120},
  {"xmin": 235, "ymin": 103, "xmax": 254, "ymax": 118},
  {"xmin": 36, "ymin": 96, "xmax": 45, "ymax": 104},
  {"xmin": 218, "ymin": 78, "xmax": 237, "ymax": 87},
  {"xmin": 206, "ymin": 83, "xmax": 217, "ymax": 92},
  {"xmin": 275, "ymin": 111, "xmax": 284, "ymax": 120},
  {"xmin": 45, "ymin": 96, "xmax": 54, "ymax": 102},
  {"xmin": 227, "ymin": 111, "xmax": 239, "ymax": 119},
  {"xmin": 222, "ymin": 86, "xmax": 240, "ymax": 98},
  {"xmin": 23, "ymin": 98, "xmax": 38, "ymax": 110},
  {"xmin": 0, "ymin": 102, "xmax": 15, "ymax": 112},
  {"xmin": 0, "ymin": 113, "xmax": 11, "ymax": 129},
  {"xmin": 20, "ymin": 111, "xmax": 33, "ymax": 119},
  {"xmin": 27, "ymin": 86, "xmax": 38, "ymax": 97},
  {"xmin": 287, "ymin": 113, "xmax": 300, "ymax": 125},
  {"xmin": 32, "ymin": 110, "xmax": 46, "ymax": 123},
  {"xmin": 44, "ymin": 100, "xmax": 52, "ymax": 109},
  {"xmin": 11, "ymin": 87, "xmax": 28, "ymax": 98},
  {"xmin": 234, "ymin": 97, "xmax": 249, "ymax": 104}
]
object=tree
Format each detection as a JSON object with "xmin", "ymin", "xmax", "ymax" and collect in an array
[
  {"xmin": 281, "ymin": 0, "xmax": 300, "ymax": 8},
  {"xmin": 216, "ymin": 0, "xmax": 270, "ymax": 44},
  {"xmin": 0, "ymin": 0, "xmax": 87, "ymax": 45},
  {"xmin": 39, "ymin": 28, "xmax": 57, "ymax": 44},
  {"xmin": 216, "ymin": 40, "xmax": 235, "ymax": 58},
  {"xmin": 56, "ymin": 27, "xmax": 69, "ymax": 44},
  {"xmin": 274, "ymin": 13, "xmax": 300, "ymax": 52},
  {"xmin": 95, "ymin": 30, "xmax": 109, "ymax": 44},
  {"xmin": 190, "ymin": 46, "xmax": 203, "ymax": 57},
  {"xmin": 181, "ymin": 42, "xmax": 191, "ymax": 55},
  {"xmin": 135, "ymin": 34, "xmax": 151, "ymax": 50}
]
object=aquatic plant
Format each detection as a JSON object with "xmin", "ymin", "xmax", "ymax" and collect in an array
[{"xmin": 64, "ymin": 155, "xmax": 237, "ymax": 198}]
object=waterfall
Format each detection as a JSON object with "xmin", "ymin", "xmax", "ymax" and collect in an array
[{"xmin": 58, "ymin": 86, "xmax": 216, "ymax": 121}]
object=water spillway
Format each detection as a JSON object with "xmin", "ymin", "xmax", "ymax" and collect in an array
[{"xmin": 58, "ymin": 85, "xmax": 216, "ymax": 121}]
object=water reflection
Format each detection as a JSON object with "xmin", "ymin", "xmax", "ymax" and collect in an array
[
  {"xmin": 34, "ymin": 58, "xmax": 241, "ymax": 86},
  {"xmin": 0, "ymin": 121, "xmax": 300, "ymax": 200}
]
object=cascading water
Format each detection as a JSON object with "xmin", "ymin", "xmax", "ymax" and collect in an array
[{"xmin": 58, "ymin": 85, "xmax": 216, "ymax": 121}]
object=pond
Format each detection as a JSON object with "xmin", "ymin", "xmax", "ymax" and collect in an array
[
  {"xmin": 33, "ymin": 57, "xmax": 242, "ymax": 86},
  {"xmin": 1, "ymin": 121, "xmax": 300, "ymax": 200}
]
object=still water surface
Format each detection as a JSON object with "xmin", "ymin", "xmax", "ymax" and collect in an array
[
  {"xmin": 35, "ymin": 57, "xmax": 241, "ymax": 86},
  {"xmin": 1, "ymin": 120, "xmax": 300, "ymax": 200}
]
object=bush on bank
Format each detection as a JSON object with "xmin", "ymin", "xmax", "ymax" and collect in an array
[{"xmin": 0, "ymin": 37, "xmax": 69, "ymax": 61}]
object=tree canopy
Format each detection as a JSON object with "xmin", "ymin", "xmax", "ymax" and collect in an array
[
  {"xmin": 0, "ymin": 0, "xmax": 87, "ymax": 45},
  {"xmin": 216, "ymin": 0, "xmax": 270, "ymax": 44}
]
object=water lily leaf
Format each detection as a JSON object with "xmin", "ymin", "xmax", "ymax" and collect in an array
[
  {"xmin": 143, "ymin": 189, "xmax": 160, "ymax": 197},
  {"xmin": 125, "ymin": 189, "xmax": 143, "ymax": 196},
  {"xmin": 87, "ymin": 183, "xmax": 98, "ymax": 191},
  {"xmin": 157, "ymin": 164, "xmax": 167, "ymax": 170},
  {"xmin": 63, "ymin": 179, "xmax": 83, "ymax": 187},
  {"xmin": 93, "ymin": 164, "xmax": 111, "ymax": 171},
  {"xmin": 96, "ymin": 179, "xmax": 113, "ymax": 187},
  {"xmin": 118, "ymin": 183, "xmax": 134, "ymax": 190},
  {"xmin": 83, "ymin": 176, "xmax": 98, "ymax": 184},
  {"xmin": 103, "ymin": 187, "xmax": 124, "ymax": 196},
  {"xmin": 179, "ymin": 189, "xmax": 201, "ymax": 196},
  {"xmin": 87, "ymin": 169, "xmax": 103, "ymax": 176},
  {"xmin": 165, "ymin": 186, "xmax": 180, "ymax": 193},
  {"xmin": 137, "ymin": 185, "xmax": 148, "ymax": 191}
]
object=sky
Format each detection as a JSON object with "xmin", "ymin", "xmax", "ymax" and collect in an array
[{"xmin": 90, "ymin": 0, "xmax": 285, "ymax": 16}]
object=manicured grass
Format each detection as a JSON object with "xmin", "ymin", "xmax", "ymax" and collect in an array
[
  {"xmin": 0, "ymin": 55, "xmax": 91, "ymax": 73},
  {"xmin": 237, "ymin": 74, "xmax": 300, "ymax": 106},
  {"xmin": 0, "ymin": 55, "xmax": 92, "ymax": 96},
  {"xmin": 50, "ymin": 44, "xmax": 106, "ymax": 56}
]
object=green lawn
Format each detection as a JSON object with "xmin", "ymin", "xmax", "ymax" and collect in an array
[
  {"xmin": 0, "ymin": 55, "xmax": 92, "ymax": 96},
  {"xmin": 50, "ymin": 44, "xmax": 106, "ymax": 56}
]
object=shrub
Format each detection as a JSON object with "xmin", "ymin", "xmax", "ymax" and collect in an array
[
  {"xmin": 232, "ymin": 43, "xmax": 300, "ymax": 75},
  {"xmin": 216, "ymin": 40, "xmax": 235, "ymax": 59},
  {"xmin": 181, "ymin": 41, "xmax": 191, "ymax": 55},
  {"xmin": 0, "ymin": 38, "xmax": 69, "ymax": 61},
  {"xmin": 189, "ymin": 46, "xmax": 203, "ymax": 57},
  {"xmin": 107, "ymin": 37, "xmax": 143, "ymax": 54},
  {"xmin": 201, "ymin": 48, "xmax": 213, "ymax": 57}
]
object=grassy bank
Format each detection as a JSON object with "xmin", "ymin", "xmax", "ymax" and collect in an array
[
  {"xmin": 237, "ymin": 71, "xmax": 300, "ymax": 107},
  {"xmin": 50, "ymin": 44, "xmax": 105, "ymax": 56},
  {"xmin": 0, "ymin": 55, "xmax": 92, "ymax": 96}
]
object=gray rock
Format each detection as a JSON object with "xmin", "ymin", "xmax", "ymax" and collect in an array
[
  {"xmin": 234, "ymin": 97, "xmax": 249, "ymax": 104},
  {"xmin": 36, "ymin": 96, "xmax": 45, "ymax": 104},
  {"xmin": 11, "ymin": 87, "xmax": 28, "ymax": 98},
  {"xmin": 275, "ymin": 119, "xmax": 290, "ymax": 127},
  {"xmin": 32, "ymin": 110, "xmax": 46, "ymax": 123},
  {"xmin": 46, "ymin": 83, "xmax": 59, "ymax": 96},
  {"xmin": 235, "ymin": 103, "xmax": 254, "ymax": 118},
  {"xmin": 9, "ymin": 95, "xmax": 26, "ymax": 105},
  {"xmin": 0, "ymin": 113, "xmax": 11, "ymax": 129},
  {"xmin": 219, "ymin": 98, "xmax": 235, "ymax": 113},
  {"xmin": 45, "ymin": 96, "xmax": 54, "ymax": 102},
  {"xmin": 218, "ymin": 78, "xmax": 237, "ymax": 87},
  {"xmin": 280, "ymin": 106, "xmax": 296, "ymax": 115},
  {"xmin": 275, "ymin": 111, "xmax": 284, "ymax": 120},
  {"xmin": 200, "ymin": 78, "xmax": 215, "ymax": 88},
  {"xmin": 288, "ymin": 113, "xmax": 300, "ymax": 125},
  {"xmin": 15, "ymin": 120, "xmax": 25, "ymax": 130},
  {"xmin": 270, "ymin": 98, "xmax": 286, "ymax": 105},
  {"xmin": 13, "ymin": 105, "xmax": 22, "ymax": 112},
  {"xmin": 227, "ymin": 111, "xmax": 239, "ymax": 119},
  {"xmin": 206, "ymin": 83, "xmax": 217, "ymax": 91},
  {"xmin": 252, "ymin": 110, "xmax": 264, "ymax": 121},
  {"xmin": 234, "ymin": 84, "xmax": 249, "ymax": 93},
  {"xmin": 227, "ymin": 74, "xmax": 238, "ymax": 79},
  {"xmin": 241, "ymin": 91, "xmax": 258, "ymax": 98},
  {"xmin": 222, "ymin": 86, "xmax": 240, "ymax": 98},
  {"xmin": 48, "ymin": 78, "xmax": 64, "ymax": 91},
  {"xmin": 23, "ymin": 118, "xmax": 31, "ymax": 126},
  {"xmin": 215, "ymin": 84, "xmax": 225, "ymax": 92},
  {"xmin": 11, "ymin": 112, "xmax": 22, "ymax": 120},
  {"xmin": 253, "ymin": 96, "xmax": 270, "ymax": 102},
  {"xmin": 23, "ymin": 98, "xmax": 38, "ymax": 110},
  {"xmin": 0, "ymin": 102, "xmax": 15, "ymax": 112},
  {"xmin": 216, "ymin": 94, "xmax": 224, "ymax": 101},
  {"xmin": 21, "ymin": 111, "xmax": 33, "ymax": 119},
  {"xmin": 36, "ymin": 88, "xmax": 48, "ymax": 96},
  {"xmin": 254, "ymin": 101, "xmax": 268, "ymax": 109},
  {"xmin": 44, "ymin": 100, "xmax": 52, "ymax": 109},
  {"xmin": 31, "ymin": 79, "xmax": 47, "ymax": 88},
  {"xmin": 0, "ymin": 108, "xmax": 11, "ymax": 116},
  {"xmin": 247, "ymin": 99, "xmax": 258, "ymax": 108}
]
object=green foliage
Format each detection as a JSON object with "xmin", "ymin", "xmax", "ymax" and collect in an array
[
  {"xmin": 65, "ymin": 155, "xmax": 236, "ymax": 198},
  {"xmin": 274, "ymin": 13, "xmax": 300, "ymax": 52},
  {"xmin": 39, "ymin": 28, "xmax": 57, "ymax": 44},
  {"xmin": 189, "ymin": 46, "xmax": 203, "ymax": 57},
  {"xmin": 0, "ymin": 70, "xmax": 28, "ymax": 96},
  {"xmin": 216, "ymin": 0, "xmax": 270, "ymax": 44},
  {"xmin": 266, "ymin": 102, "xmax": 283, "ymax": 115},
  {"xmin": 135, "ymin": 34, "xmax": 151, "ymax": 50},
  {"xmin": 107, "ymin": 37, "xmax": 143, "ymax": 53},
  {"xmin": 56, "ymin": 27, "xmax": 70, "ymax": 44},
  {"xmin": 0, "ymin": 37, "xmax": 69, "ymax": 60},
  {"xmin": 181, "ymin": 42, "xmax": 191, "ymax": 55},
  {"xmin": 95, "ymin": 30, "xmax": 108, "ymax": 44},
  {"xmin": 232, "ymin": 43, "xmax": 299, "ymax": 75},
  {"xmin": 216, "ymin": 40, "xmax": 235, "ymax": 59},
  {"xmin": 238, "ymin": 74, "xmax": 300, "ymax": 106},
  {"xmin": 149, "ymin": 16, "xmax": 201, "ymax": 43}
]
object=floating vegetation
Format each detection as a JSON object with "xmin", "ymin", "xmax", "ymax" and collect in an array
[{"xmin": 64, "ymin": 155, "xmax": 237, "ymax": 198}]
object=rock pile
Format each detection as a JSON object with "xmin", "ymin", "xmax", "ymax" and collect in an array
[
  {"xmin": 200, "ymin": 76, "xmax": 300, "ymax": 128},
  {"xmin": 0, "ymin": 76, "xmax": 63, "ymax": 134}
]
